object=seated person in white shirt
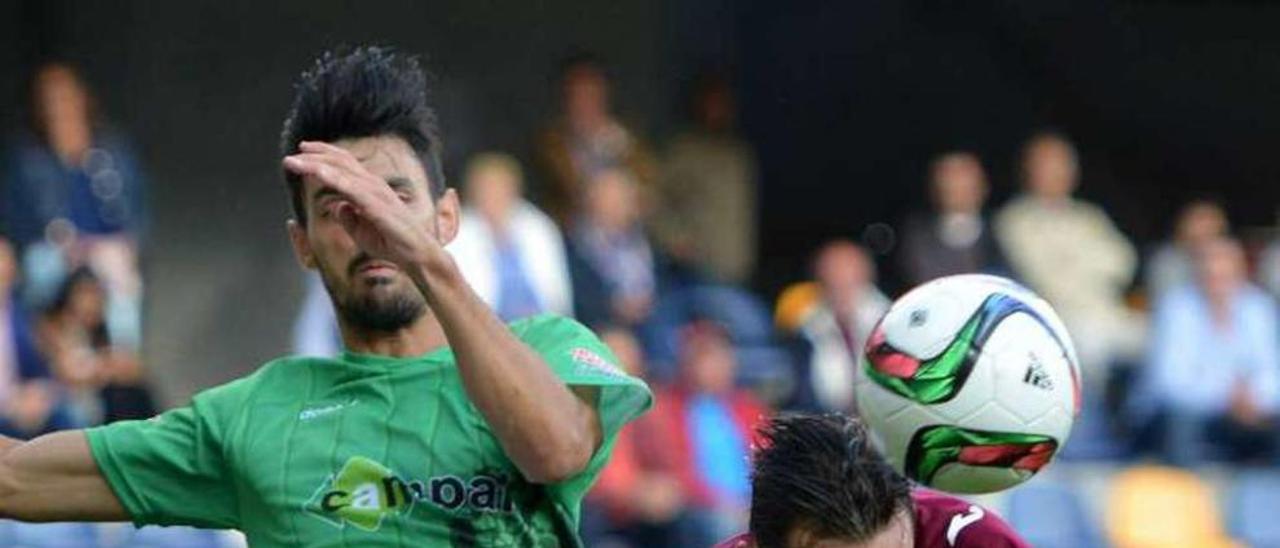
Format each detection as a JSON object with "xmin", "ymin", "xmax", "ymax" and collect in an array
[
  {"xmin": 1137, "ymin": 236, "xmax": 1280, "ymax": 464},
  {"xmin": 449, "ymin": 152, "xmax": 573, "ymax": 320}
]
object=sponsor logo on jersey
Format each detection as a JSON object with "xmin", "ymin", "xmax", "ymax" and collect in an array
[{"xmin": 304, "ymin": 456, "xmax": 514, "ymax": 531}]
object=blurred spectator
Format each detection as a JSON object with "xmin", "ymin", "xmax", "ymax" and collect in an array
[
  {"xmin": 1252, "ymin": 227, "xmax": 1280, "ymax": 299},
  {"xmin": 534, "ymin": 53, "xmax": 657, "ymax": 226},
  {"xmin": 647, "ymin": 321, "xmax": 767, "ymax": 546},
  {"xmin": 995, "ymin": 131, "xmax": 1143, "ymax": 389},
  {"xmin": 788, "ymin": 240, "xmax": 890, "ymax": 412},
  {"xmin": 1137, "ymin": 237, "xmax": 1279, "ymax": 465},
  {"xmin": 449, "ymin": 152, "xmax": 573, "ymax": 320},
  {"xmin": 292, "ymin": 272, "xmax": 340, "ymax": 357},
  {"xmin": 0, "ymin": 238, "xmax": 72, "ymax": 437},
  {"xmin": 1147, "ymin": 199, "xmax": 1228, "ymax": 299},
  {"xmin": 1257, "ymin": 243, "xmax": 1280, "ymax": 299},
  {"xmin": 3, "ymin": 63, "xmax": 147, "ymax": 248},
  {"xmin": 652, "ymin": 72, "xmax": 758, "ymax": 285},
  {"xmin": 567, "ymin": 168, "xmax": 660, "ymax": 327},
  {"xmin": 586, "ymin": 327, "xmax": 689, "ymax": 547},
  {"xmin": 644, "ymin": 284, "xmax": 789, "ymax": 390},
  {"xmin": 898, "ymin": 151, "xmax": 1008, "ymax": 286},
  {"xmin": 2, "ymin": 62, "xmax": 147, "ymax": 349},
  {"xmin": 37, "ymin": 267, "xmax": 154, "ymax": 426}
]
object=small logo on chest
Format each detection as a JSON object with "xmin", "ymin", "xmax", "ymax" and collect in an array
[{"xmin": 298, "ymin": 399, "xmax": 358, "ymax": 421}]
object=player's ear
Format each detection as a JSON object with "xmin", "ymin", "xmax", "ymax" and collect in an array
[
  {"xmin": 434, "ymin": 188, "xmax": 461, "ymax": 246},
  {"xmin": 287, "ymin": 219, "xmax": 317, "ymax": 270}
]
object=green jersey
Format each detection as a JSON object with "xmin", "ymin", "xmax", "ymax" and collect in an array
[{"xmin": 86, "ymin": 315, "xmax": 652, "ymax": 547}]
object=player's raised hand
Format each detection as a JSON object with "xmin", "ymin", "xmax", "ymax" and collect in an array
[{"xmin": 283, "ymin": 140, "xmax": 443, "ymax": 268}]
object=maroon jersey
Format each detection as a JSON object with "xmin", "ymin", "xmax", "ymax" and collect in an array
[
  {"xmin": 910, "ymin": 489, "xmax": 1028, "ymax": 547},
  {"xmin": 715, "ymin": 489, "xmax": 1029, "ymax": 547}
]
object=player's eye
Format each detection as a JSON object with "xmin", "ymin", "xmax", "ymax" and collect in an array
[{"xmin": 387, "ymin": 178, "xmax": 415, "ymax": 203}]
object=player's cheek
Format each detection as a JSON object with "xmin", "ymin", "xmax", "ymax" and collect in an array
[{"xmin": 310, "ymin": 229, "xmax": 355, "ymax": 275}]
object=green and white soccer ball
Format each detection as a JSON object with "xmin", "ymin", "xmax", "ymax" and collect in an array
[{"xmin": 855, "ymin": 274, "xmax": 1081, "ymax": 494}]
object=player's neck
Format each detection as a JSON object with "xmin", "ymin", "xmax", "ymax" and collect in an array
[{"xmin": 338, "ymin": 311, "xmax": 448, "ymax": 358}]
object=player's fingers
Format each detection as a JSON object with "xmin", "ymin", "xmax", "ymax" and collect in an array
[
  {"xmin": 283, "ymin": 155, "xmax": 349, "ymax": 192},
  {"xmin": 284, "ymin": 154, "xmax": 388, "ymax": 207},
  {"xmin": 298, "ymin": 141, "xmax": 366, "ymax": 173},
  {"xmin": 286, "ymin": 151, "xmax": 358, "ymax": 178},
  {"xmin": 298, "ymin": 140, "xmax": 350, "ymax": 156},
  {"xmin": 285, "ymin": 158, "xmax": 390, "ymax": 221},
  {"xmin": 286, "ymin": 152, "xmax": 398, "ymax": 206},
  {"xmin": 297, "ymin": 142, "xmax": 378, "ymax": 182},
  {"xmin": 282, "ymin": 154, "xmax": 316, "ymax": 175}
]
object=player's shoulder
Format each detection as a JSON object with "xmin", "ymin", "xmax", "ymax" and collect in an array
[
  {"xmin": 192, "ymin": 356, "xmax": 311, "ymax": 403},
  {"xmin": 249, "ymin": 355, "xmax": 316, "ymax": 383},
  {"xmin": 912, "ymin": 488, "xmax": 973, "ymax": 511},
  {"xmin": 911, "ymin": 489, "xmax": 1029, "ymax": 548},
  {"xmin": 507, "ymin": 313, "xmax": 596, "ymax": 343},
  {"xmin": 509, "ymin": 314, "xmax": 641, "ymax": 383}
]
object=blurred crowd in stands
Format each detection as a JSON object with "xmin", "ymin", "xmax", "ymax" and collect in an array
[
  {"xmin": 9, "ymin": 54, "xmax": 1280, "ymax": 546},
  {"xmin": 1, "ymin": 62, "xmax": 155, "ymax": 442}
]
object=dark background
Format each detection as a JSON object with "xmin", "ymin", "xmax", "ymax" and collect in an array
[{"xmin": 4, "ymin": 0, "xmax": 1279, "ymax": 404}]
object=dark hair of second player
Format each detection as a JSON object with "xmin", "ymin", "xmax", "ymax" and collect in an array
[{"xmin": 749, "ymin": 414, "xmax": 915, "ymax": 548}]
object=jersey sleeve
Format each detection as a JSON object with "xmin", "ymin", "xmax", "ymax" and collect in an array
[
  {"xmin": 512, "ymin": 315, "xmax": 654, "ymax": 504},
  {"xmin": 85, "ymin": 377, "xmax": 252, "ymax": 529}
]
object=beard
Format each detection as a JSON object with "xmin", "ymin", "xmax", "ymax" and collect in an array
[
  {"xmin": 319, "ymin": 255, "xmax": 426, "ymax": 332},
  {"xmin": 337, "ymin": 281, "xmax": 425, "ymax": 332}
]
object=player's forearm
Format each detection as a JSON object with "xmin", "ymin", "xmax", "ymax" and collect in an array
[
  {"xmin": 0, "ymin": 433, "xmax": 31, "ymax": 518},
  {"xmin": 411, "ymin": 257, "xmax": 597, "ymax": 483},
  {"xmin": 0, "ymin": 431, "xmax": 127, "ymax": 522},
  {"xmin": 0, "ymin": 434, "xmax": 19, "ymax": 456}
]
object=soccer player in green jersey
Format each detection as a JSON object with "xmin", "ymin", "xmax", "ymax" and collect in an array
[{"xmin": 0, "ymin": 46, "xmax": 652, "ymax": 547}]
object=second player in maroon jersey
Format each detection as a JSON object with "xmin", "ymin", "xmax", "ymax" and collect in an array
[{"xmin": 716, "ymin": 414, "xmax": 1028, "ymax": 548}]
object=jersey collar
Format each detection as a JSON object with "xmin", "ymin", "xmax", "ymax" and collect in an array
[{"xmin": 339, "ymin": 346, "xmax": 453, "ymax": 368}]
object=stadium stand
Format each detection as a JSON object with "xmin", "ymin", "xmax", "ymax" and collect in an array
[
  {"xmin": 1226, "ymin": 469, "xmax": 1280, "ymax": 547},
  {"xmin": 1104, "ymin": 466, "xmax": 1238, "ymax": 548},
  {"xmin": 1006, "ymin": 482, "xmax": 1106, "ymax": 548}
]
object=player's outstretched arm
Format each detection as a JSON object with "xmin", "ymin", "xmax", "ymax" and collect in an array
[{"xmin": 0, "ymin": 430, "xmax": 128, "ymax": 522}]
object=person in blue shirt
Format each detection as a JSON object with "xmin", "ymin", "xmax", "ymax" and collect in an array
[
  {"xmin": 3, "ymin": 62, "xmax": 147, "ymax": 250},
  {"xmin": 2, "ymin": 62, "xmax": 148, "ymax": 350},
  {"xmin": 1137, "ymin": 236, "xmax": 1280, "ymax": 464}
]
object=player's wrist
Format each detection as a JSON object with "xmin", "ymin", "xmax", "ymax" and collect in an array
[{"xmin": 408, "ymin": 250, "xmax": 465, "ymax": 301}]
